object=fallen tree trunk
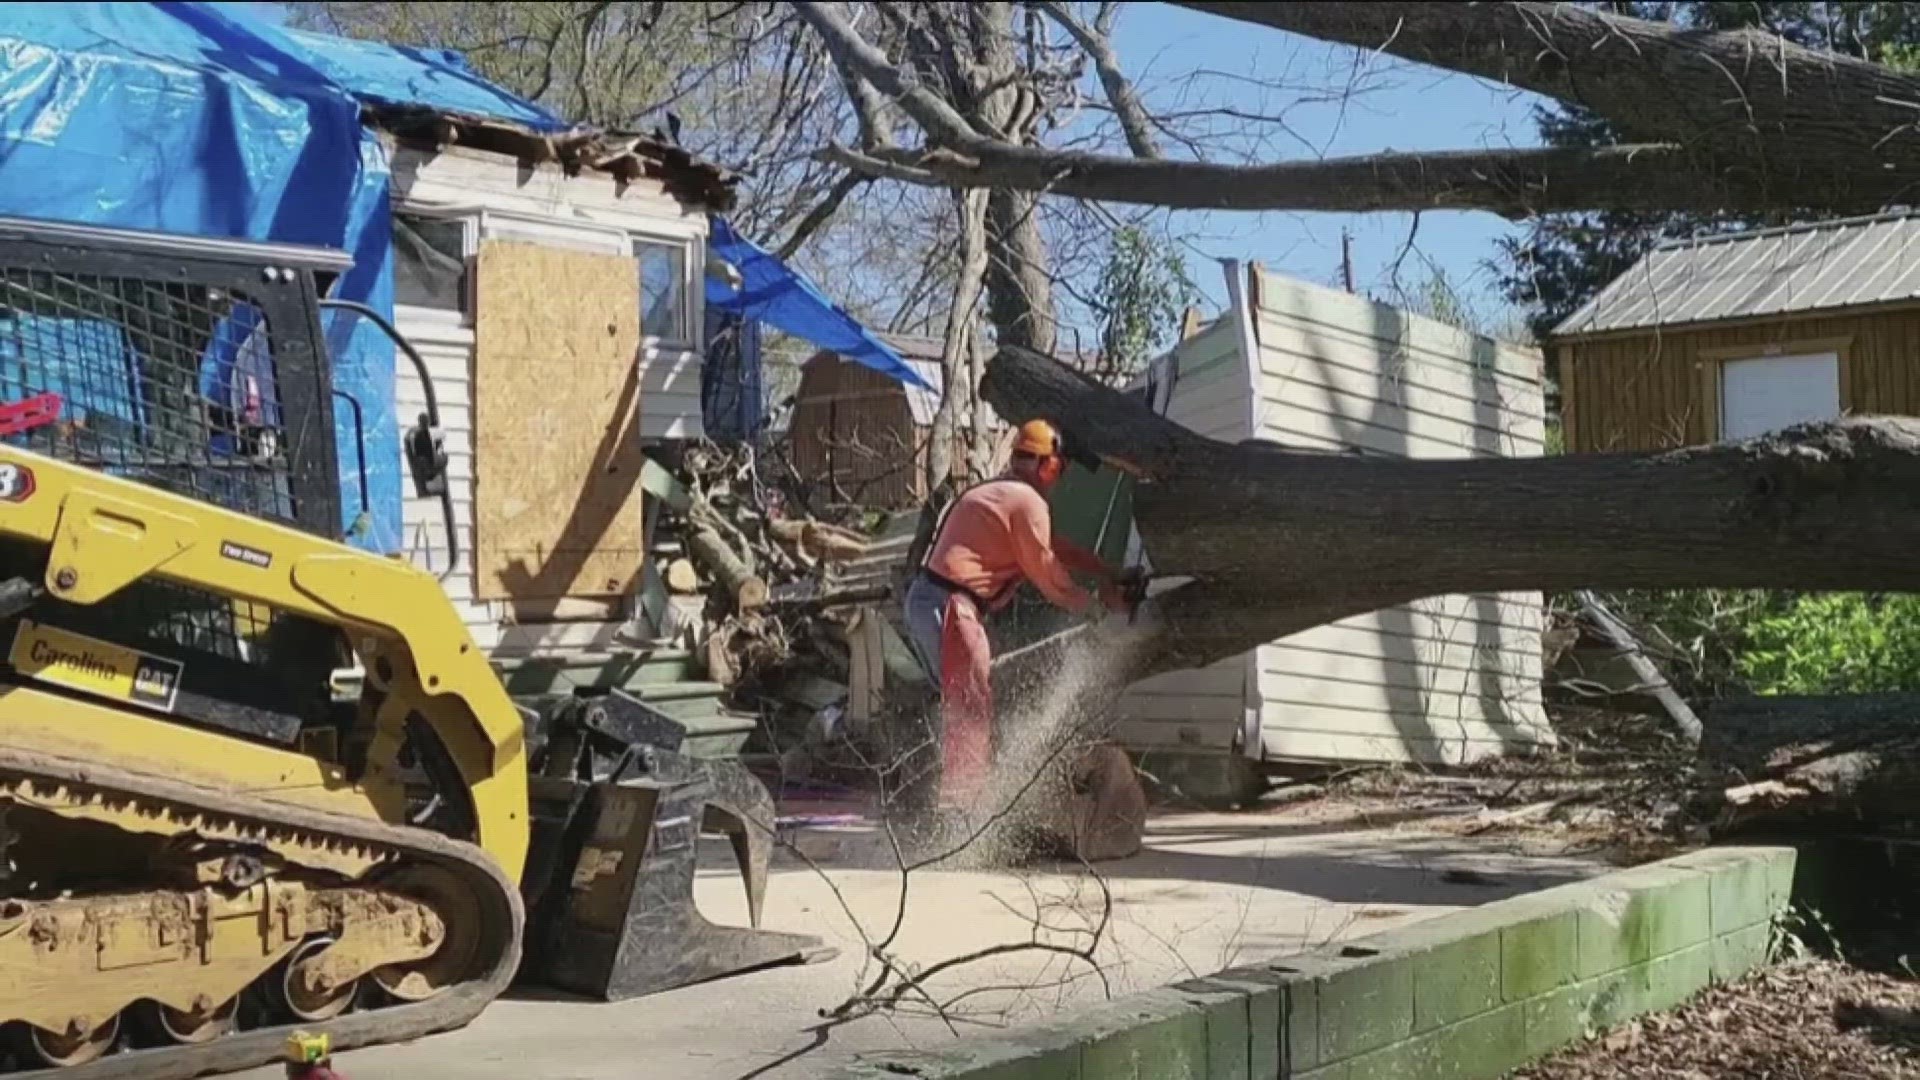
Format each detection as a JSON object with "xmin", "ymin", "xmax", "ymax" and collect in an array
[
  {"xmin": 1700, "ymin": 695, "xmax": 1920, "ymax": 837},
  {"xmin": 965, "ymin": 344, "xmax": 1920, "ymax": 842},
  {"xmin": 981, "ymin": 343, "xmax": 1920, "ymax": 684}
]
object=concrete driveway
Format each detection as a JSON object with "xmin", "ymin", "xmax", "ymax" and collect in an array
[{"xmin": 241, "ymin": 803, "xmax": 1604, "ymax": 1080}]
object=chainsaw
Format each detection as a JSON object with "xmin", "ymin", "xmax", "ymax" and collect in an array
[{"xmin": 1114, "ymin": 566, "xmax": 1150, "ymax": 624}]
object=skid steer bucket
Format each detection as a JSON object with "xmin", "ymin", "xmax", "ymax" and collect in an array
[{"xmin": 518, "ymin": 691, "xmax": 830, "ymax": 1000}]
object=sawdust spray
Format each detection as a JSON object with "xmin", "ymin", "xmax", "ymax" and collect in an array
[{"xmin": 933, "ymin": 613, "xmax": 1149, "ymax": 869}]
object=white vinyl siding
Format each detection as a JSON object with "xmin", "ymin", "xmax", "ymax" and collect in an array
[
  {"xmin": 1114, "ymin": 321, "xmax": 1251, "ymax": 753},
  {"xmin": 385, "ymin": 141, "xmax": 714, "ymax": 652},
  {"xmin": 392, "ymin": 311, "xmax": 495, "ymax": 647},
  {"xmin": 1116, "ymin": 270, "xmax": 1552, "ymax": 768},
  {"xmin": 1250, "ymin": 272, "xmax": 1550, "ymax": 766}
]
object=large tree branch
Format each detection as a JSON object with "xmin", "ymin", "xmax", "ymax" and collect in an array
[
  {"xmin": 793, "ymin": 0, "xmax": 1920, "ymax": 216},
  {"xmin": 824, "ymin": 141, "xmax": 1748, "ymax": 217},
  {"xmin": 1174, "ymin": 2, "xmax": 1920, "ymax": 189},
  {"xmin": 980, "ymin": 343, "xmax": 1920, "ymax": 682}
]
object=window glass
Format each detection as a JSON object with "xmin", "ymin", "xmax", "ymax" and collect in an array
[
  {"xmin": 635, "ymin": 239, "xmax": 688, "ymax": 341},
  {"xmin": 394, "ymin": 214, "xmax": 468, "ymax": 312}
]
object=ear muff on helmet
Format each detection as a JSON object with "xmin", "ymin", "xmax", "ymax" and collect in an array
[{"xmin": 1036, "ymin": 452, "xmax": 1065, "ymax": 487}]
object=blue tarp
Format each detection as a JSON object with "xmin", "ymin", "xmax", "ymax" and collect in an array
[
  {"xmin": 705, "ymin": 216, "xmax": 929, "ymax": 391},
  {"xmin": 0, "ymin": 2, "xmax": 569, "ymax": 551}
]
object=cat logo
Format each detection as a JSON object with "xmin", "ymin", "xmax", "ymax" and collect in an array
[{"xmin": 9, "ymin": 619, "xmax": 184, "ymax": 712}]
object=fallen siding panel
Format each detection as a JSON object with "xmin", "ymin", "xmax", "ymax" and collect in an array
[
  {"xmin": 1116, "ymin": 320, "xmax": 1249, "ymax": 744},
  {"xmin": 1252, "ymin": 270, "xmax": 1550, "ymax": 767}
]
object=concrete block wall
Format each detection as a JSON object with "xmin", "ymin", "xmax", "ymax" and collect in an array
[{"xmin": 824, "ymin": 846, "xmax": 1796, "ymax": 1080}]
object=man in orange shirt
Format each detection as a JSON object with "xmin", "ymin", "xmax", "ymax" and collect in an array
[{"xmin": 902, "ymin": 419, "xmax": 1132, "ymax": 807}]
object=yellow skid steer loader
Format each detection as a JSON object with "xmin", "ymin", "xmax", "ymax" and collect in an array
[{"xmin": 0, "ymin": 216, "xmax": 820, "ymax": 1077}]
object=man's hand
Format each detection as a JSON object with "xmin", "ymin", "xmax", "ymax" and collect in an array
[{"xmin": 1101, "ymin": 567, "xmax": 1151, "ymax": 620}]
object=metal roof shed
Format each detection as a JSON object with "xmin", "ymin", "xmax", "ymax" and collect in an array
[{"xmin": 1549, "ymin": 211, "xmax": 1920, "ymax": 453}]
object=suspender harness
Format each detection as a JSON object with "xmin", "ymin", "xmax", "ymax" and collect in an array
[{"xmin": 910, "ymin": 478, "xmax": 1026, "ymax": 610}]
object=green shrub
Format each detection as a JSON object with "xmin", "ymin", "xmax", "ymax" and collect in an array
[
  {"xmin": 1738, "ymin": 593, "xmax": 1920, "ymax": 695},
  {"xmin": 1566, "ymin": 588, "xmax": 1790, "ymax": 700}
]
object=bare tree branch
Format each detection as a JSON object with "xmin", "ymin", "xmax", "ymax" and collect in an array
[
  {"xmin": 1174, "ymin": 0, "xmax": 1920, "ymax": 207},
  {"xmin": 792, "ymin": 0, "xmax": 989, "ymax": 147},
  {"xmin": 790, "ymin": 0, "xmax": 1920, "ymax": 217},
  {"xmin": 775, "ymin": 169, "xmax": 869, "ymax": 259},
  {"xmin": 927, "ymin": 186, "xmax": 991, "ymax": 491},
  {"xmin": 1034, "ymin": 1, "xmax": 1160, "ymax": 158}
]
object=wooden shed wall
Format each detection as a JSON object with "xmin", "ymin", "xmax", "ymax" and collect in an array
[
  {"xmin": 788, "ymin": 351, "xmax": 928, "ymax": 509},
  {"xmin": 1558, "ymin": 305, "xmax": 1920, "ymax": 453}
]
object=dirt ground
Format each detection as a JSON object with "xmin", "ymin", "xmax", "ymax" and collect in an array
[{"xmin": 1514, "ymin": 959, "xmax": 1920, "ymax": 1079}]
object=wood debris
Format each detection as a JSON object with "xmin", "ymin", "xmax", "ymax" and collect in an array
[{"xmin": 635, "ymin": 441, "xmax": 927, "ymax": 777}]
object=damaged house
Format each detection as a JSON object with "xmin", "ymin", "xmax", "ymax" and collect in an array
[{"xmin": 0, "ymin": 5, "xmax": 927, "ymax": 754}]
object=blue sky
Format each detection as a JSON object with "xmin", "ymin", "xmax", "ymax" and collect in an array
[
  {"xmin": 247, "ymin": 1, "xmax": 1549, "ymax": 321},
  {"xmin": 1112, "ymin": 4, "xmax": 1553, "ymax": 323}
]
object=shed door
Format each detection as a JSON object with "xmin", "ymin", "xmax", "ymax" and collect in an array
[{"xmin": 1720, "ymin": 353, "xmax": 1839, "ymax": 440}]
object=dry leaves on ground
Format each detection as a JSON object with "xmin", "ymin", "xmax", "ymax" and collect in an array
[{"xmin": 1513, "ymin": 959, "xmax": 1920, "ymax": 1079}]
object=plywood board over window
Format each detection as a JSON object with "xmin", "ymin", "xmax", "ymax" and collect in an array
[{"xmin": 472, "ymin": 239, "xmax": 646, "ymax": 602}]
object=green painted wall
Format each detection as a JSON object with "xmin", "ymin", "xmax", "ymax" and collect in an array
[{"xmin": 822, "ymin": 846, "xmax": 1797, "ymax": 1080}]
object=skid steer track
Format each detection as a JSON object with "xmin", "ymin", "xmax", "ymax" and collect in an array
[{"xmin": 0, "ymin": 746, "xmax": 524, "ymax": 1080}]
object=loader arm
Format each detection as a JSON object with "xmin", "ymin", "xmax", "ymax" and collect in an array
[{"xmin": 0, "ymin": 441, "xmax": 531, "ymax": 883}]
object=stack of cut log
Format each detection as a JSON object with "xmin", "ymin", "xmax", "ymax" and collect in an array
[{"xmin": 642, "ymin": 443, "xmax": 922, "ymax": 773}]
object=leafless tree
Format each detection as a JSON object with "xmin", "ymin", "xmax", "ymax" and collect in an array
[{"xmin": 793, "ymin": 1, "xmax": 1920, "ymax": 216}]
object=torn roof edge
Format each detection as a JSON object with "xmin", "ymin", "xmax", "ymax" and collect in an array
[{"xmin": 368, "ymin": 103, "xmax": 738, "ymax": 212}]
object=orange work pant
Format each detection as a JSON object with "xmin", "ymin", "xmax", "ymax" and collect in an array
[{"xmin": 935, "ymin": 590, "xmax": 994, "ymax": 804}]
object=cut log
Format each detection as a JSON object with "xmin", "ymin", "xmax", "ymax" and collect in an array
[
  {"xmin": 665, "ymin": 558, "xmax": 702, "ymax": 594},
  {"xmin": 771, "ymin": 518, "xmax": 869, "ymax": 564},
  {"xmin": 687, "ymin": 524, "xmax": 770, "ymax": 612}
]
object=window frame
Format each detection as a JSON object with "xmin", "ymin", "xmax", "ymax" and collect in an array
[
  {"xmin": 631, "ymin": 232, "xmax": 696, "ymax": 348},
  {"xmin": 390, "ymin": 209, "xmax": 478, "ymax": 323}
]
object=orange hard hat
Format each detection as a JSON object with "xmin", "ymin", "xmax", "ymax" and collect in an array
[{"xmin": 1012, "ymin": 418, "xmax": 1061, "ymax": 458}]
